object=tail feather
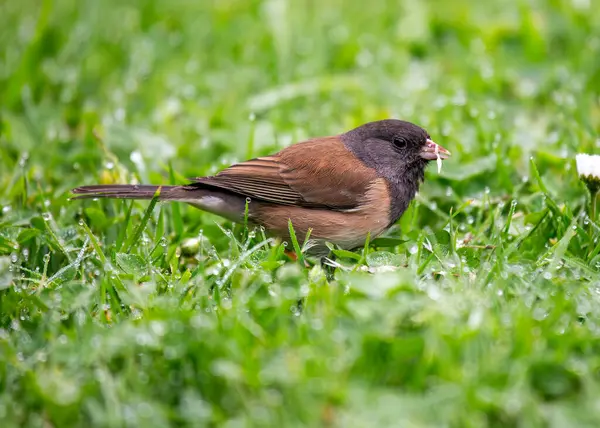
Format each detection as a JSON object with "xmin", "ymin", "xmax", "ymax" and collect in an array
[
  {"xmin": 71, "ymin": 184, "xmax": 186, "ymax": 200},
  {"xmin": 71, "ymin": 183, "xmax": 247, "ymax": 222}
]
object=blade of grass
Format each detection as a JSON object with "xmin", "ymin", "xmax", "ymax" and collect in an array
[
  {"xmin": 287, "ymin": 219, "xmax": 305, "ymax": 266},
  {"xmin": 116, "ymin": 200, "xmax": 134, "ymax": 252},
  {"xmin": 124, "ymin": 188, "xmax": 161, "ymax": 253},
  {"xmin": 80, "ymin": 220, "xmax": 107, "ymax": 265},
  {"xmin": 168, "ymin": 162, "xmax": 184, "ymax": 238}
]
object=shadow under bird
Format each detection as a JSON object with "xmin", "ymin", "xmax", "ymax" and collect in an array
[{"xmin": 72, "ymin": 119, "xmax": 450, "ymax": 255}]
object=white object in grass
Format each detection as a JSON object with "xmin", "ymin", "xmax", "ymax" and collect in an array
[{"xmin": 576, "ymin": 154, "xmax": 600, "ymax": 180}]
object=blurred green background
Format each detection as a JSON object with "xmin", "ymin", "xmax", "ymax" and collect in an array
[{"xmin": 1, "ymin": 0, "xmax": 600, "ymax": 427}]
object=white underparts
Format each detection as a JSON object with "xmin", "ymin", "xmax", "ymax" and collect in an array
[{"xmin": 179, "ymin": 196, "xmax": 243, "ymax": 222}]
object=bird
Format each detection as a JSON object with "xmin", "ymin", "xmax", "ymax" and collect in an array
[{"xmin": 72, "ymin": 119, "xmax": 450, "ymax": 256}]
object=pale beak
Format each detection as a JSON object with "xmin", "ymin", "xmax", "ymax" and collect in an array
[{"xmin": 420, "ymin": 139, "xmax": 451, "ymax": 161}]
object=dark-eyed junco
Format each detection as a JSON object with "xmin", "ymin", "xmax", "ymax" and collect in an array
[{"xmin": 73, "ymin": 119, "xmax": 450, "ymax": 255}]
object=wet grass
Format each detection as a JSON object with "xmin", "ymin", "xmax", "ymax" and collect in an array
[{"xmin": 1, "ymin": 0, "xmax": 600, "ymax": 426}]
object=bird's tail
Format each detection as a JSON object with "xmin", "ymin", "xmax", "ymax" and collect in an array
[
  {"xmin": 71, "ymin": 184, "xmax": 246, "ymax": 222},
  {"xmin": 71, "ymin": 184, "xmax": 191, "ymax": 201}
]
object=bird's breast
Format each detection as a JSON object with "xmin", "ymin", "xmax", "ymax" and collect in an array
[{"xmin": 249, "ymin": 178, "xmax": 392, "ymax": 251}]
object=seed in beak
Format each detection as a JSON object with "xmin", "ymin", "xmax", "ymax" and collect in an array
[{"xmin": 420, "ymin": 139, "xmax": 451, "ymax": 173}]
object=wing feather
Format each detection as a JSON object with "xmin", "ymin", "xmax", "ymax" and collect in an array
[{"xmin": 190, "ymin": 138, "xmax": 379, "ymax": 210}]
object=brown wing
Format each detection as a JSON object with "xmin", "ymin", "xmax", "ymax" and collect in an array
[{"xmin": 191, "ymin": 136, "xmax": 379, "ymax": 210}]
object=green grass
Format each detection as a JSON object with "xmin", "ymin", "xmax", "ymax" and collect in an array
[{"xmin": 1, "ymin": 0, "xmax": 600, "ymax": 426}]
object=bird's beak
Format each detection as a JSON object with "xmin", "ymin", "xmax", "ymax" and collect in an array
[{"xmin": 420, "ymin": 139, "xmax": 451, "ymax": 161}]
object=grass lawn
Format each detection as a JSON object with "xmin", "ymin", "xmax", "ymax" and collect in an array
[{"xmin": 1, "ymin": 0, "xmax": 600, "ymax": 426}]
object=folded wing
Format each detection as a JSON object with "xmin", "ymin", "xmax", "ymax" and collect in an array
[{"xmin": 191, "ymin": 137, "xmax": 379, "ymax": 211}]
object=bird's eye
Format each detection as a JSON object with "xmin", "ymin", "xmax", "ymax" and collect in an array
[{"xmin": 393, "ymin": 136, "xmax": 407, "ymax": 149}]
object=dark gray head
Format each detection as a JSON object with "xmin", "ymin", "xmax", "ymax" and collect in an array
[{"xmin": 341, "ymin": 119, "xmax": 450, "ymax": 222}]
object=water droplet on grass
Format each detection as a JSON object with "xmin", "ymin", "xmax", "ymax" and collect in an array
[
  {"xmin": 300, "ymin": 284, "xmax": 310, "ymax": 296},
  {"xmin": 18, "ymin": 152, "xmax": 29, "ymax": 168},
  {"xmin": 427, "ymin": 286, "xmax": 442, "ymax": 301},
  {"xmin": 221, "ymin": 297, "xmax": 232, "ymax": 310},
  {"xmin": 150, "ymin": 321, "xmax": 166, "ymax": 336},
  {"xmin": 532, "ymin": 307, "xmax": 548, "ymax": 320}
]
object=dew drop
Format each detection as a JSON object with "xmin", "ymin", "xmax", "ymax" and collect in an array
[
  {"xmin": 221, "ymin": 297, "xmax": 232, "ymax": 310},
  {"xmin": 18, "ymin": 152, "xmax": 29, "ymax": 168}
]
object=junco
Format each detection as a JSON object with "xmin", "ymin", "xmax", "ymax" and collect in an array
[{"xmin": 72, "ymin": 119, "xmax": 450, "ymax": 255}]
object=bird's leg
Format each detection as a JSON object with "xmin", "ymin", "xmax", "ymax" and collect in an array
[
  {"xmin": 284, "ymin": 249, "xmax": 298, "ymax": 261},
  {"xmin": 284, "ymin": 249, "xmax": 313, "ymax": 268}
]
